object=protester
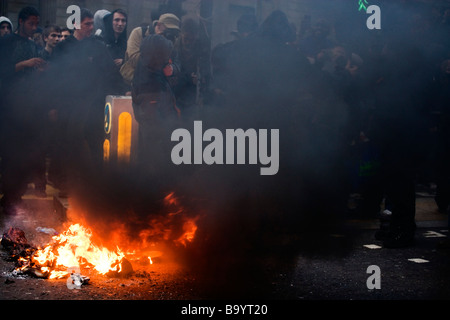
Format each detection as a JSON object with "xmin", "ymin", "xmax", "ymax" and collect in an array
[
  {"xmin": 0, "ymin": 7, "xmax": 47, "ymax": 214},
  {"xmin": 0, "ymin": 16, "xmax": 12, "ymax": 37},
  {"xmin": 210, "ymin": 13, "xmax": 258, "ymax": 108},
  {"xmin": 40, "ymin": 25, "xmax": 62, "ymax": 60},
  {"xmin": 298, "ymin": 19, "xmax": 335, "ymax": 61},
  {"xmin": 364, "ymin": 40, "xmax": 430, "ymax": 248},
  {"xmin": 130, "ymin": 34, "xmax": 181, "ymax": 211},
  {"xmin": 49, "ymin": 8, "xmax": 126, "ymax": 197},
  {"xmin": 172, "ymin": 18, "xmax": 205, "ymax": 115},
  {"xmin": 131, "ymin": 34, "xmax": 180, "ymax": 171},
  {"xmin": 32, "ymin": 26, "xmax": 45, "ymax": 50},
  {"xmin": 121, "ymin": 13, "xmax": 181, "ymax": 86},
  {"xmin": 95, "ymin": 9, "xmax": 128, "ymax": 68},
  {"xmin": 93, "ymin": 9, "xmax": 109, "ymax": 34},
  {"xmin": 60, "ymin": 27, "xmax": 72, "ymax": 40}
]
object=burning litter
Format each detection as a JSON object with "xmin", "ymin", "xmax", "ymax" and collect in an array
[
  {"xmin": 1, "ymin": 192, "xmax": 200, "ymax": 283},
  {"xmin": 1, "ymin": 224, "xmax": 131, "ymax": 280}
]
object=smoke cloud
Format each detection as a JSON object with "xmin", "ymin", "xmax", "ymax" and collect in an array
[{"xmin": 2, "ymin": 0, "xmax": 448, "ymax": 298}]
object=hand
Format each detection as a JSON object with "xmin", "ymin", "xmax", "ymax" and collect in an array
[
  {"xmin": 27, "ymin": 57, "xmax": 46, "ymax": 68},
  {"xmin": 16, "ymin": 57, "xmax": 46, "ymax": 72},
  {"xmin": 114, "ymin": 59, "xmax": 123, "ymax": 66}
]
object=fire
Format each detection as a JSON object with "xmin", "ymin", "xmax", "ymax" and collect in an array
[
  {"xmin": 175, "ymin": 218, "xmax": 199, "ymax": 247},
  {"xmin": 163, "ymin": 192, "xmax": 199, "ymax": 247},
  {"xmin": 164, "ymin": 192, "xmax": 179, "ymax": 206},
  {"xmin": 8, "ymin": 192, "xmax": 200, "ymax": 280},
  {"xmin": 31, "ymin": 223, "xmax": 125, "ymax": 279}
]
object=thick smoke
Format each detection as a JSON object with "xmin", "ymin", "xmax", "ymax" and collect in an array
[{"xmin": 2, "ymin": 0, "xmax": 448, "ymax": 298}]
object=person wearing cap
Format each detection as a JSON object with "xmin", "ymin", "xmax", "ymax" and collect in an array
[
  {"xmin": 131, "ymin": 34, "xmax": 181, "ymax": 201},
  {"xmin": 154, "ymin": 13, "xmax": 181, "ymax": 43},
  {"xmin": 121, "ymin": 13, "xmax": 181, "ymax": 86},
  {"xmin": 0, "ymin": 16, "xmax": 13, "ymax": 37}
]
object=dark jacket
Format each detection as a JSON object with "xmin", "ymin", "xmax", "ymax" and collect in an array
[
  {"xmin": 0, "ymin": 33, "xmax": 40, "ymax": 89},
  {"xmin": 0, "ymin": 33, "xmax": 42, "ymax": 128},
  {"xmin": 52, "ymin": 35, "xmax": 123, "ymax": 98},
  {"xmin": 132, "ymin": 35, "xmax": 178, "ymax": 123},
  {"xmin": 50, "ymin": 34, "xmax": 127, "ymax": 130}
]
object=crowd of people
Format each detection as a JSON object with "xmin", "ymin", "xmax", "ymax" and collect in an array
[{"xmin": 0, "ymin": 3, "xmax": 449, "ymax": 249}]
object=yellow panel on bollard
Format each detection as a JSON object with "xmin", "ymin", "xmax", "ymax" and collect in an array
[
  {"xmin": 103, "ymin": 139, "xmax": 111, "ymax": 162},
  {"xmin": 103, "ymin": 96, "xmax": 139, "ymax": 167},
  {"xmin": 117, "ymin": 112, "xmax": 133, "ymax": 164}
]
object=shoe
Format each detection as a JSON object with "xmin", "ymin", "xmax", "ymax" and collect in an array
[{"xmin": 382, "ymin": 231, "xmax": 415, "ymax": 248}]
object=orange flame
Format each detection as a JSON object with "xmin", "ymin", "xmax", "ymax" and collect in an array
[
  {"xmin": 175, "ymin": 218, "xmax": 199, "ymax": 247},
  {"xmin": 31, "ymin": 223, "xmax": 125, "ymax": 278},
  {"xmin": 22, "ymin": 192, "xmax": 199, "ymax": 279}
]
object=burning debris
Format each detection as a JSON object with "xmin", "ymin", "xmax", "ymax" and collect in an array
[
  {"xmin": 1, "ymin": 228, "xmax": 34, "ymax": 259},
  {"xmin": 1, "ymin": 227, "xmax": 42, "ymax": 277},
  {"xmin": 1, "ymin": 192, "xmax": 200, "ymax": 286},
  {"xmin": 1, "ymin": 224, "xmax": 133, "ymax": 280}
]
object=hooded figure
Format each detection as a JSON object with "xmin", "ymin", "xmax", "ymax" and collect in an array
[
  {"xmin": 0, "ymin": 16, "xmax": 13, "ymax": 37},
  {"xmin": 93, "ymin": 9, "xmax": 110, "ymax": 36},
  {"xmin": 101, "ymin": 9, "xmax": 128, "ymax": 64},
  {"xmin": 259, "ymin": 10, "xmax": 296, "ymax": 44},
  {"xmin": 231, "ymin": 13, "xmax": 258, "ymax": 39}
]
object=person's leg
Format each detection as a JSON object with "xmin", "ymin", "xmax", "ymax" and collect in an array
[{"xmin": 382, "ymin": 171, "xmax": 416, "ymax": 248}]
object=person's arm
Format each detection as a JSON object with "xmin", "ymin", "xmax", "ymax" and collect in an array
[{"xmin": 15, "ymin": 57, "xmax": 46, "ymax": 72}]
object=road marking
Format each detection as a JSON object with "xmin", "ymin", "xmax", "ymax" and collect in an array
[
  {"xmin": 364, "ymin": 244, "xmax": 382, "ymax": 249},
  {"xmin": 408, "ymin": 258, "xmax": 429, "ymax": 263},
  {"xmin": 423, "ymin": 231, "xmax": 447, "ymax": 238}
]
